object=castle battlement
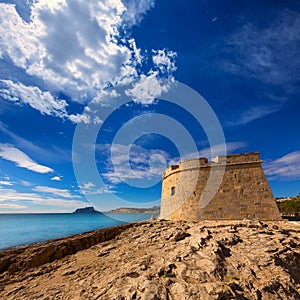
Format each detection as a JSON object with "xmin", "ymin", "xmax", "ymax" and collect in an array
[
  {"xmin": 160, "ymin": 152, "xmax": 281, "ymax": 221},
  {"xmin": 211, "ymin": 152, "xmax": 261, "ymax": 164},
  {"xmin": 163, "ymin": 152, "xmax": 261, "ymax": 180}
]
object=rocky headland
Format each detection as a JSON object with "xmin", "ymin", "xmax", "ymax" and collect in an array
[
  {"xmin": 107, "ymin": 206, "xmax": 160, "ymax": 214},
  {"xmin": 0, "ymin": 220, "xmax": 299, "ymax": 299},
  {"xmin": 73, "ymin": 207, "xmax": 102, "ymax": 214}
]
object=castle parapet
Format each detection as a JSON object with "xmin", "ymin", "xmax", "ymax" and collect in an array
[
  {"xmin": 163, "ymin": 164, "xmax": 179, "ymax": 178},
  {"xmin": 163, "ymin": 158, "xmax": 209, "ymax": 180},
  {"xmin": 163, "ymin": 153, "xmax": 262, "ymax": 180},
  {"xmin": 211, "ymin": 152, "xmax": 261, "ymax": 165},
  {"xmin": 180, "ymin": 157, "xmax": 208, "ymax": 169}
]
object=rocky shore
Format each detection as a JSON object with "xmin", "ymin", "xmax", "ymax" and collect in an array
[{"xmin": 0, "ymin": 220, "xmax": 299, "ymax": 299}]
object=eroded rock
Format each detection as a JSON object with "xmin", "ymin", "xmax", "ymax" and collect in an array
[{"xmin": 0, "ymin": 220, "xmax": 299, "ymax": 299}]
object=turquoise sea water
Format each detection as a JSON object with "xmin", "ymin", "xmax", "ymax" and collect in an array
[{"xmin": 0, "ymin": 213, "xmax": 153, "ymax": 250}]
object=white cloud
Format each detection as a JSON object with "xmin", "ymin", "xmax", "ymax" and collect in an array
[
  {"xmin": 152, "ymin": 49, "xmax": 177, "ymax": 74},
  {"xmin": 0, "ymin": 0, "xmax": 160, "ymax": 103},
  {"xmin": 51, "ymin": 175, "xmax": 62, "ymax": 181},
  {"xmin": 122, "ymin": 0, "xmax": 155, "ymax": 26},
  {"xmin": 0, "ymin": 180, "xmax": 13, "ymax": 186},
  {"xmin": 227, "ymin": 105, "xmax": 281, "ymax": 125},
  {"xmin": 33, "ymin": 186, "xmax": 74, "ymax": 198},
  {"xmin": 0, "ymin": 80, "xmax": 96, "ymax": 123},
  {"xmin": 0, "ymin": 189, "xmax": 41, "ymax": 202},
  {"xmin": 69, "ymin": 113, "xmax": 91, "ymax": 124},
  {"xmin": 0, "ymin": 144, "xmax": 53, "ymax": 173},
  {"xmin": 98, "ymin": 142, "xmax": 246, "ymax": 185},
  {"xmin": 125, "ymin": 72, "xmax": 173, "ymax": 104},
  {"xmin": 93, "ymin": 116, "xmax": 103, "ymax": 125},
  {"xmin": 98, "ymin": 143, "xmax": 169, "ymax": 184},
  {"xmin": 0, "ymin": 203, "xmax": 27, "ymax": 209},
  {"xmin": 0, "ymin": 121, "xmax": 72, "ymax": 163},
  {"xmin": 264, "ymin": 151, "xmax": 300, "ymax": 180},
  {"xmin": 0, "ymin": 3, "xmax": 39, "ymax": 69},
  {"xmin": 129, "ymin": 39, "xmax": 143, "ymax": 65},
  {"xmin": 81, "ymin": 182, "xmax": 95, "ymax": 189},
  {"xmin": 20, "ymin": 180, "xmax": 31, "ymax": 187},
  {"xmin": 0, "ymin": 188, "xmax": 87, "ymax": 210},
  {"xmin": 0, "ymin": 1, "xmax": 178, "ymax": 120},
  {"xmin": 0, "ymin": 80, "xmax": 69, "ymax": 118},
  {"xmin": 79, "ymin": 181, "xmax": 114, "ymax": 195},
  {"xmin": 125, "ymin": 49, "xmax": 176, "ymax": 104}
]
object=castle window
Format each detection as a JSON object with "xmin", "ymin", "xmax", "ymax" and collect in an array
[{"xmin": 171, "ymin": 186, "xmax": 176, "ymax": 196}]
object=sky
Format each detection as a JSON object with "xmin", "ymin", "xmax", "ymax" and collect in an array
[{"xmin": 0, "ymin": 0, "xmax": 299, "ymax": 213}]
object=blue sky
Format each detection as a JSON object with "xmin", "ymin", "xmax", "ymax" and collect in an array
[{"xmin": 0, "ymin": 0, "xmax": 299, "ymax": 213}]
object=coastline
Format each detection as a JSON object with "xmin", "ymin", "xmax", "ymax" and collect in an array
[
  {"xmin": 0, "ymin": 219, "xmax": 299, "ymax": 299},
  {"xmin": 0, "ymin": 221, "xmax": 143, "ymax": 276},
  {"xmin": 0, "ymin": 213, "xmax": 153, "ymax": 250}
]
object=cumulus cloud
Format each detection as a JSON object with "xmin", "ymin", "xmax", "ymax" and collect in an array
[
  {"xmin": 0, "ymin": 1, "xmax": 126, "ymax": 99},
  {"xmin": 0, "ymin": 1, "xmax": 165, "ymax": 102},
  {"xmin": 125, "ymin": 49, "xmax": 177, "ymax": 103},
  {"xmin": 69, "ymin": 113, "xmax": 91, "ymax": 124},
  {"xmin": 0, "ymin": 144, "xmax": 53, "ymax": 173},
  {"xmin": 264, "ymin": 151, "xmax": 300, "ymax": 180},
  {"xmin": 0, "ymin": 0, "xmax": 177, "ymax": 121},
  {"xmin": 125, "ymin": 72, "xmax": 173, "ymax": 104},
  {"xmin": 152, "ymin": 49, "xmax": 177, "ymax": 74}
]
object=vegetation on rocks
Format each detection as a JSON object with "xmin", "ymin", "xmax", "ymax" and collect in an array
[{"xmin": 277, "ymin": 194, "xmax": 300, "ymax": 214}]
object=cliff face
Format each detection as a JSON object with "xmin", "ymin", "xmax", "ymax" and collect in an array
[{"xmin": 0, "ymin": 220, "xmax": 299, "ymax": 299}]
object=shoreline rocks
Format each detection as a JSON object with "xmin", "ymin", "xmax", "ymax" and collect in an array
[
  {"xmin": 0, "ymin": 220, "xmax": 299, "ymax": 299},
  {"xmin": 0, "ymin": 222, "xmax": 140, "ymax": 277}
]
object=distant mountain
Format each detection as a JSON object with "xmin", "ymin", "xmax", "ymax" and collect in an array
[
  {"xmin": 107, "ymin": 206, "xmax": 160, "ymax": 214},
  {"xmin": 73, "ymin": 207, "xmax": 102, "ymax": 214}
]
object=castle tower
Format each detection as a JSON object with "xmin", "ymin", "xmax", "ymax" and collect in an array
[{"xmin": 160, "ymin": 152, "xmax": 282, "ymax": 220}]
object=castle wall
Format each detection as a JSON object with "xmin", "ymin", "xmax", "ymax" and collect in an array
[{"xmin": 160, "ymin": 152, "xmax": 282, "ymax": 221}]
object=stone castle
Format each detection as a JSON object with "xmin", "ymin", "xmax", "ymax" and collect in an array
[{"xmin": 160, "ymin": 152, "xmax": 281, "ymax": 220}]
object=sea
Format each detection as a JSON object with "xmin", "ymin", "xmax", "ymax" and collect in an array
[{"xmin": 0, "ymin": 213, "xmax": 154, "ymax": 250}]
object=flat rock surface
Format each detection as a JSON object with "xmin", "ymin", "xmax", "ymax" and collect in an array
[{"xmin": 0, "ymin": 220, "xmax": 299, "ymax": 299}]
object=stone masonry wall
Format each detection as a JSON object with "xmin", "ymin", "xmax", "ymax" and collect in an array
[{"xmin": 160, "ymin": 152, "xmax": 282, "ymax": 221}]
